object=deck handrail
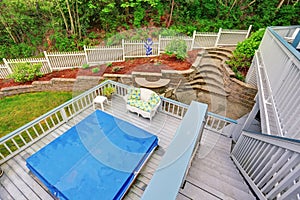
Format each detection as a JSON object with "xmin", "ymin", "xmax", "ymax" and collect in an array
[
  {"xmin": 231, "ymin": 131, "xmax": 300, "ymax": 200},
  {"xmin": 0, "ymin": 80, "xmax": 191, "ymax": 164},
  {"xmin": 142, "ymin": 101, "xmax": 208, "ymax": 199},
  {"xmin": 205, "ymin": 111, "xmax": 237, "ymax": 137}
]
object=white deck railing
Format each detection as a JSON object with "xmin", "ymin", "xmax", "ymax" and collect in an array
[
  {"xmin": 205, "ymin": 112, "xmax": 237, "ymax": 137},
  {"xmin": 248, "ymin": 27, "xmax": 300, "ymax": 139},
  {"xmin": 231, "ymin": 131, "xmax": 300, "ymax": 200},
  {"xmin": 0, "ymin": 80, "xmax": 236, "ymax": 164},
  {"xmin": 0, "ymin": 26, "xmax": 251, "ymax": 79}
]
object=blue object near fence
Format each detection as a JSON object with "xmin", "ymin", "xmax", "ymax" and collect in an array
[{"xmin": 144, "ymin": 38, "xmax": 153, "ymax": 56}]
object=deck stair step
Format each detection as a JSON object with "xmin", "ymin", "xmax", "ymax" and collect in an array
[
  {"xmin": 181, "ymin": 129, "xmax": 256, "ymax": 200},
  {"xmin": 188, "ymin": 165, "xmax": 250, "ymax": 193}
]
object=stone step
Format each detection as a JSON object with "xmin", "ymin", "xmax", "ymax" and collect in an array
[
  {"xmin": 197, "ymin": 64, "xmax": 223, "ymax": 75},
  {"xmin": 199, "ymin": 57, "xmax": 222, "ymax": 66},
  {"xmin": 194, "ymin": 72, "xmax": 223, "ymax": 81},
  {"xmin": 206, "ymin": 50, "xmax": 233, "ymax": 60},
  {"xmin": 206, "ymin": 47, "xmax": 234, "ymax": 55},
  {"xmin": 186, "ymin": 84, "xmax": 228, "ymax": 97},
  {"xmin": 188, "ymin": 77, "xmax": 224, "ymax": 89}
]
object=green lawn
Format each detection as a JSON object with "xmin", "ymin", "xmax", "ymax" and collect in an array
[{"xmin": 0, "ymin": 92, "xmax": 73, "ymax": 138}]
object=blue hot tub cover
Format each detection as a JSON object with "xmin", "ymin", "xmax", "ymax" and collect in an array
[{"xmin": 26, "ymin": 110, "xmax": 158, "ymax": 200}]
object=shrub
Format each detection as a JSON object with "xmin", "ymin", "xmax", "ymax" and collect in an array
[
  {"xmin": 92, "ymin": 67, "xmax": 100, "ymax": 73},
  {"xmin": 227, "ymin": 28, "xmax": 265, "ymax": 81},
  {"xmin": 165, "ymin": 39, "xmax": 188, "ymax": 60},
  {"xmin": 112, "ymin": 66, "xmax": 122, "ymax": 72},
  {"xmin": 9, "ymin": 62, "xmax": 43, "ymax": 83},
  {"xmin": 106, "ymin": 62, "xmax": 112, "ymax": 67},
  {"xmin": 82, "ymin": 63, "xmax": 90, "ymax": 69}
]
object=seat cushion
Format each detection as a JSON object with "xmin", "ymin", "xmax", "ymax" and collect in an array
[
  {"xmin": 147, "ymin": 93, "xmax": 160, "ymax": 108},
  {"xmin": 127, "ymin": 88, "xmax": 141, "ymax": 100}
]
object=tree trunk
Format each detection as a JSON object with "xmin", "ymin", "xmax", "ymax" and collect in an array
[
  {"xmin": 277, "ymin": 0, "xmax": 285, "ymax": 9},
  {"xmin": 56, "ymin": 0, "xmax": 69, "ymax": 33},
  {"xmin": 76, "ymin": 0, "xmax": 81, "ymax": 39},
  {"xmin": 66, "ymin": 0, "xmax": 75, "ymax": 35},
  {"xmin": 167, "ymin": 0, "xmax": 174, "ymax": 28}
]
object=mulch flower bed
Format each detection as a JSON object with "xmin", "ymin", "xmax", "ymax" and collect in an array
[{"xmin": 0, "ymin": 50, "xmax": 200, "ymax": 89}]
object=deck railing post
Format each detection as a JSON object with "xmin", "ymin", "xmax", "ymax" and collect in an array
[{"xmin": 60, "ymin": 108, "xmax": 69, "ymax": 123}]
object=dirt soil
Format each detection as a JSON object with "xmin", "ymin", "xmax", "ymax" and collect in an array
[{"xmin": 0, "ymin": 50, "xmax": 199, "ymax": 89}]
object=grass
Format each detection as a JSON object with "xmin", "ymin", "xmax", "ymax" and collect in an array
[{"xmin": 0, "ymin": 91, "xmax": 73, "ymax": 138}]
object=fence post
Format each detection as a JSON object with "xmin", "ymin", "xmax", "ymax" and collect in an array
[
  {"xmin": 158, "ymin": 35, "xmax": 161, "ymax": 55},
  {"xmin": 246, "ymin": 25, "xmax": 253, "ymax": 38},
  {"xmin": 83, "ymin": 45, "xmax": 89, "ymax": 64},
  {"xmin": 122, "ymin": 39, "xmax": 125, "ymax": 61},
  {"xmin": 191, "ymin": 30, "xmax": 196, "ymax": 50},
  {"xmin": 3, "ymin": 58, "xmax": 13, "ymax": 74},
  {"xmin": 43, "ymin": 51, "xmax": 53, "ymax": 72},
  {"xmin": 215, "ymin": 28, "xmax": 222, "ymax": 47}
]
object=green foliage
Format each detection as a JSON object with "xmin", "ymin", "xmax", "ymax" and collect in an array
[
  {"xmin": 103, "ymin": 85, "xmax": 116, "ymax": 97},
  {"xmin": 8, "ymin": 63, "xmax": 43, "ymax": 83},
  {"xmin": 92, "ymin": 67, "xmax": 100, "ymax": 73},
  {"xmin": 82, "ymin": 63, "xmax": 90, "ymax": 69},
  {"xmin": 49, "ymin": 31, "xmax": 77, "ymax": 52},
  {"xmin": 0, "ymin": 0, "xmax": 299, "ymax": 60},
  {"xmin": 227, "ymin": 28, "xmax": 265, "ymax": 81},
  {"xmin": 133, "ymin": 7, "xmax": 145, "ymax": 28},
  {"xmin": 165, "ymin": 39, "xmax": 188, "ymax": 60},
  {"xmin": 106, "ymin": 62, "xmax": 112, "ymax": 67}
]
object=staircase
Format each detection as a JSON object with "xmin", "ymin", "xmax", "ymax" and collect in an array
[
  {"xmin": 178, "ymin": 129, "xmax": 256, "ymax": 200},
  {"xmin": 185, "ymin": 48, "xmax": 234, "ymax": 97}
]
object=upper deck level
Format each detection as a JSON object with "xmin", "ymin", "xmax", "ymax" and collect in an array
[{"xmin": 246, "ymin": 26, "xmax": 300, "ymax": 139}]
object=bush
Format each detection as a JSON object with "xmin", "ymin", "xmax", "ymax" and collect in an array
[
  {"xmin": 9, "ymin": 63, "xmax": 43, "ymax": 83},
  {"xmin": 165, "ymin": 39, "xmax": 188, "ymax": 60},
  {"xmin": 227, "ymin": 28, "xmax": 265, "ymax": 81},
  {"xmin": 82, "ymin": 63, "xmax": 90, "ymax": 69},
  {"xmin": 106, "ymin": 62, "xmax": 112, "ymax": 67},
  {"xmin": 92, "ymin": 67, "xmax": 100, "ymax": 73}
]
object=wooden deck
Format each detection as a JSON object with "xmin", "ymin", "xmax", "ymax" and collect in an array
[{"xmin": 0, "ymin": 96, "xmax": 255, "ymax": 200}]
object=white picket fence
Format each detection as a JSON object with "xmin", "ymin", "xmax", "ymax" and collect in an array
[{"xmin": 0, "ymin": 26, "xmax": 252, "ymax": 79}]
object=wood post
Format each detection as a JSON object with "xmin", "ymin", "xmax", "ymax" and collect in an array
[
  {"xmin": 83, "ymin": 45, "xmax": 89, "ymax": 64},
  {"xmin": 43, "ymin": 51, "xmax": 52, "ymax": 72},
  {"xmin": 3, "ymin": 58, "xmax": 12, "ymax": 74},
  {"xmin": 215, "ymin": 28, "xmax": 222, "ymax": 47}
]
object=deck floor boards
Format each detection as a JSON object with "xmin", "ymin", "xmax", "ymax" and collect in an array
[{"xmin": 0, "ymin": 96, "xmax": 255, "ymax": 200}]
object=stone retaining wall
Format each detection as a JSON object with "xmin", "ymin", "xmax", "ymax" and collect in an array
[{"xmin": 0, "ymin": 76, "xmax": 102, "ymax": 98}]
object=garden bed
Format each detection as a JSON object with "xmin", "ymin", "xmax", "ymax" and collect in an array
[{"xmin": 0, "ymin": 50, "xmax": 199, "ymax": 89}]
